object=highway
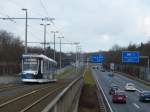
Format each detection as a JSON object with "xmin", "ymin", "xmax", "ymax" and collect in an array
[{"xmin": 92, "ymin": 68, "xmax": 150, "ymax": 112}]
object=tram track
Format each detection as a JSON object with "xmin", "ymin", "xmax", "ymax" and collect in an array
[
  {"xmin": 0, "ymin": 81, "xmax": 66, "ymax": 102},
  {"xmin": 0, "ymin": 81, "xmax": 69, "ymax": 112},
  {"xmin": 0, "ymin": 84, "xmax": 29, "ymax": 92},
  {"xmin": 20, "ymin": 86, "xmax": 65, "ymax": 112},
  {"xmin": 0, "ymin": 66, "xmax": 82, "ymax": 112}
]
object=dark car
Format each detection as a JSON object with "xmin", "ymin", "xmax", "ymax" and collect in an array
[
  {"xmin": 112, "ymin": 91, "xmax": 127, "ymax": 103},
  {"xmin": 92, "ymin": 66, "xmax": 98, "ymax": 70},
  {"xmin": 139, "ymin": 91, "xmax": 150, "ymax": 102},
  {"xmin": 109, "ymin": 85, "xmax": 119, "ymax": 95},
  {"xmin": 108, "ymin": 73, "xmax": 114, "ymax": 77},
  {"xmin": 101, "ymin": 69, "xmax": 105, "ymax": 72}
]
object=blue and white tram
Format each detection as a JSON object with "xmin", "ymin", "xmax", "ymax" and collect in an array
[{"xmin": 21, "ymin": 54, "xmax": 57, "ymax": 83}]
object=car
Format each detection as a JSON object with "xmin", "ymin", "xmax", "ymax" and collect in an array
[
  {"xmin": 124, "ymin": 83, "xmax": 136, "ymax": 91},
  {"xmin": 139, "ymin": 91, "xmax": 150, "ymax": 102},
  {"xmin": 112, "ymin": 91, "xmax": 127, "ymax": 103},
  {"xmin": 101, "ymin": 69, "xmax": 105, "ymax": 72},
  {"xmin": 109, "ymin": 84, "xmax": 119, "ymax": 95},
  {"xmin": 108, "ymin": 73, "xmax": 114, "ymax": 77},
  {"xmin": 92, "ymin": 66, "xmax": 98, "ymax": 70}
]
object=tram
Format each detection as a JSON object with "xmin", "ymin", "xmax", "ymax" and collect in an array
[{"xmin": 21, "ymin": 54, "xmax": 57, "ymax": 83}]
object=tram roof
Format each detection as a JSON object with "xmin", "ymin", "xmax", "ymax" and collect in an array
[{"xmin": 22, "ymin": 54, "xmax": 57, "ymax": 64}]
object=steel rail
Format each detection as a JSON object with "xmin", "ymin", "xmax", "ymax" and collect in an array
[
  {"xmin": 0, "ymin": 84, "xmax": 28, "ymax": 92},
  {"xmin": 0, "ymin": 85, "xmax": 59, "ymax": 108},
  {"xmin": 20, "ymin": 85, "xmax": 65, "ymax": 112}
]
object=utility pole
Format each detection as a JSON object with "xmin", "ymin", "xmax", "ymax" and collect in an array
[
  {"xmin": 22, "ymin": 8, "xmax": 28, "ymax": 54},
  {"xmin": 77, "ymin": 46, "xmax": 82, "ymax": 62},
  {"xmin": 74, "ymin": 42, "xmax": 80, "ymax": 62},
  {"xmin": 74, "ymin": 42, "xmax": 80, "ymax": 72},
  {"xmin": 27, "ymin": 41, "xmax": 80, "ymax": 68},
  {"xmin": 0, "ymin": 13, "xmax": 55, "ymax": 54},
  {"xmin": 51, "ymin": 31, "xmax": 59, "ymax": 60},
  {"xmin": 40, "ymin": 24, "xmax": 50, "ymax": 52},
  {"xmin": 57, "ymin": 37, "xmax": 64, "ymax": 69}
]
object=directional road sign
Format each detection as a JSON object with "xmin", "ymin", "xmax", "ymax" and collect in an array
[
  {"xmin": 122, "ymin": 51, "xmax": 140, "ymax": 63},
  {"xmin": 91, "ymin": 54, "xmax": 104, "ymax": 63}
]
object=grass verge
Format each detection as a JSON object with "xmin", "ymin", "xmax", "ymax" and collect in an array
[
  {"xmin": 84, "ymin": 68, "xmax": 95, "ymax": 85},
  {"xmin": 79, "ymin": 68, "xmax": 99, "ymax": 112},
  {"xmin": 56, "ymin": 67, "xmax": 74, "ymax": 79}
]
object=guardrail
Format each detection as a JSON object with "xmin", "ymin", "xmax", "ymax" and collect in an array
[
  {"xmin": 42, "ymin": 76, "xmax": 83, "ymax": 112},
  {"xmin": 92, "ymin": 70, "xmax": 114, "ymax": 112}
]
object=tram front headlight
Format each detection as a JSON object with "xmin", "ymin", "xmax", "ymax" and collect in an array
[{"xmin": 33, "ymin": 72, "xmax": 37, "ymax": 75}]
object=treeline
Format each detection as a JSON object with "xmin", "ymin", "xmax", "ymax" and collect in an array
[
  {"xmin": 0, "ymin": 30, "xmax": 74, "ymax": 65},
  {"xmin": 0, "ymin": 30, "xmax": 24, "ymax": 63},
  {"xmin": 104, "ymin": 41, "xmax": 150, "ymax": 66}
]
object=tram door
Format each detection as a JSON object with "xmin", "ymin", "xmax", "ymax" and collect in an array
[{"xmin": 36, "ymin": 59, "xmax": 42, "ymax": 79}]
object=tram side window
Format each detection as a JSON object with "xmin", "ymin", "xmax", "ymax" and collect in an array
[
  {"xmin": 52, "ymin": 63, "xmax": 56, "ymax": 72},
  {"xmin": 49, "ymin": 62, "xmax": 52, "ymax": 71}
]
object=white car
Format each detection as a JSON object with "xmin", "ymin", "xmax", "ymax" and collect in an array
[{"xmin": 124, "ymin": 83, "xmax": 136, "ymax": 91}]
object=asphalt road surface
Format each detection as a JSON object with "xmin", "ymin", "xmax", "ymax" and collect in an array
[{"xmin": 92, "ymin": 69, "xmax": 150, "ymax": 112}]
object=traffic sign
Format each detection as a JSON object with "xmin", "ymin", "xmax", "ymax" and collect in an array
[
  {"xmin": 91, "ymin": 54, "xmax": 104, "ymax": 63},
  {"xmin": 122, "ymin": 51, "xmax": 140, "ymax": 63}
]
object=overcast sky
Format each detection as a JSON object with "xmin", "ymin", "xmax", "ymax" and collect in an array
[{"xmin": 0, "ymin": 0, "xmax": 150, "ymax": 52}]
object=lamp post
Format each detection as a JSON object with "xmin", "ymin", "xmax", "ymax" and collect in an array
[
  {"xmin": 57, "ymin": 37, "xmax": 64, "ymax": 69},
  {"xmin": 77, "ymin": 45, "xmax": 82, "ymax": 63},
  {"xmin": 74, "ymin": 42, "xmax": 80, "ymax": 63},
  {"xmin": 73, "ymin": 42, "xmax": 80, "ymax": 72},
  {"xmin": 40, "ymin": 23, "xmax": 50, "ymax": 52},
  {"xmin": 51, "ymin": 31, "xmax": 59, "ymax": 60},
  {"xmin": 22, "ymin": 8, "xmax": 28, "ymax": 54}
]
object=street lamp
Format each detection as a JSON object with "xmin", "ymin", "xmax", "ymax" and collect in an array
[
  {"xmin": 40, "ymin": 23, "xmax": 50, "ymax": 52},
  {"xmin": 77, "ymin": 45, "xmax": 82, "ymax": 62},
  {"xmin": 51, "ymin": 31, "xmax": 59, "ymax": 60},
  {"xmin": 57, "ymin": 36, "xmax": 64, "ymax": 69},
  {"xmin": 22, "ymin": 8, "xmax": 28, "ymax": 54},
  {"xmin": 73, "ymin": 42, "xmax": 80, "ymax": 72},
  {"xmin": 73, "ymin": 42, "xmax": 80, "ymax": 63}
]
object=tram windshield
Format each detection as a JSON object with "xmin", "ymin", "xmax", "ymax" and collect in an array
[{"xmin": 23, "ymin": 58, "xmax": 38, "ymax": 71}]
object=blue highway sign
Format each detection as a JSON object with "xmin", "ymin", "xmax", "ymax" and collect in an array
[
  {"xmin": 91, "ymin": 54, "xmax": 104, "ymax": 63},
  {"xmin": 122, "ymin": 51, "xmax": 140, "ymax": 63}
]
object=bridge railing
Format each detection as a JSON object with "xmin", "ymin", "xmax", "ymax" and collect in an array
[{"xmin": 42, "ymin": 76, "xmax": 83, "ymax": 112}]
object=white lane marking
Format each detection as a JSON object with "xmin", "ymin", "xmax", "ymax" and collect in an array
[
  {"xmin": 136, "ymin": 88, "xmax": 142, "ymax": 93},
  {"xmin": 133, "ymin": 103, "xmax": 140, "ymax": 109}
]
